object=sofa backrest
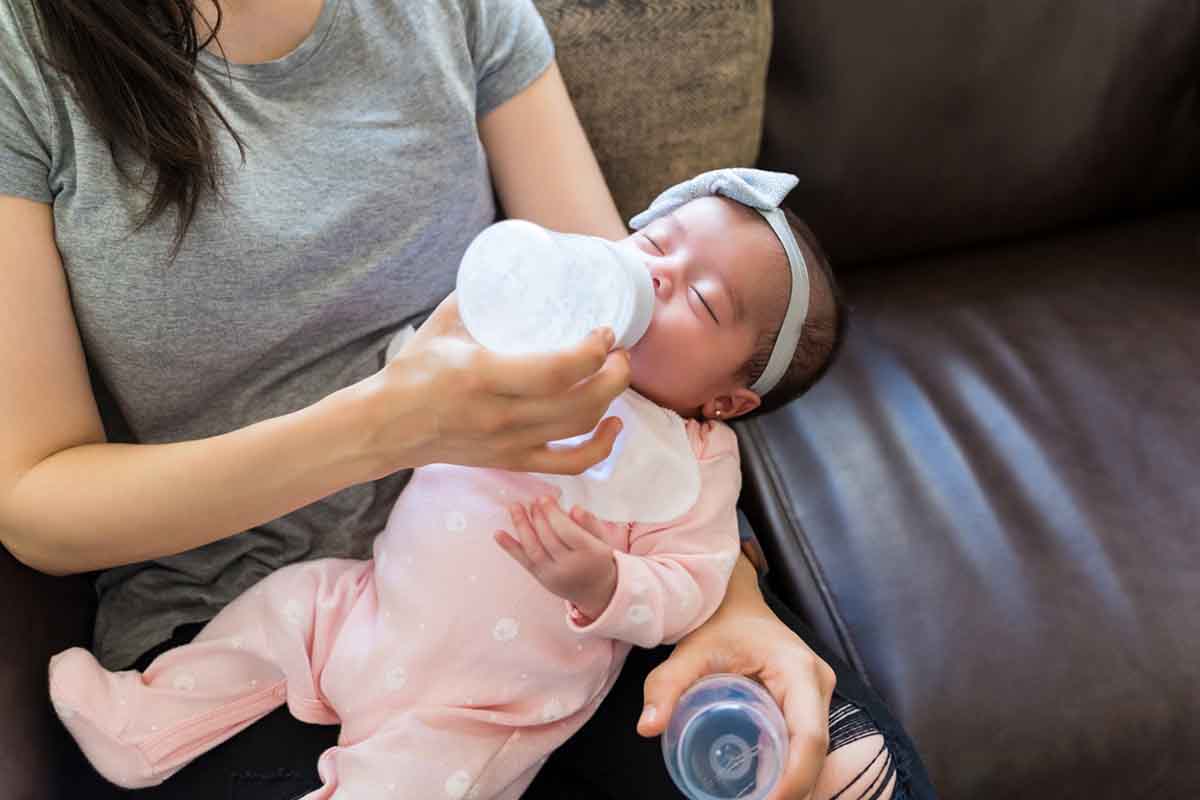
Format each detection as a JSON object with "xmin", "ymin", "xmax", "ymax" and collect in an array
[
  {"xmin": 535, "ymin": 0, "xmax": 773, "ymax": 225},
  {"xmin": 759, "ymin": 1, "xmax": 1200, "ymax": 265}
]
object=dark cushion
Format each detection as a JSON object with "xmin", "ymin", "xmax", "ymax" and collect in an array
[
  {"xmin": 761, "ymin": 1, "xmax": 1200, "ymax": 264},
  {"xmin": 737, "ymin": 208, "xmax": 1200, "ymax": 798}
]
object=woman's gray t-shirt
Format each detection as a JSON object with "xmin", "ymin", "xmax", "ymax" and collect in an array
[{"xmin": 0, "ymin": 0, "xmax": 554, "ymax": 669}]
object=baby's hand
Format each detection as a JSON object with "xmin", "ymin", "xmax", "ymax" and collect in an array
[{"xmin": 494, "ymin": 497, "xmax": 618, "ymax": 620}]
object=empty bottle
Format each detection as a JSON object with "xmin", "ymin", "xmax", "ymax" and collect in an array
[{"xmin": 662, "ymin": 674, "xmax": 789, "ymax": 800}]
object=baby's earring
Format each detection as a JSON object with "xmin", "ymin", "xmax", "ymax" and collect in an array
[{"xmin": 714, "ymin": 410, "xmax": 723, "ymax": 418}]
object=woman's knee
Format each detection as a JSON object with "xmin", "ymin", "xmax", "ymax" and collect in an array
[{"xmin": 811, "ymin": 733, "xmax": 896, "ymax": 800}]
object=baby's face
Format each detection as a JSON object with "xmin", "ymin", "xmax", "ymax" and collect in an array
[{"xmin": 613, "ymin": 196, "xmax": 788, "ymax": 417}]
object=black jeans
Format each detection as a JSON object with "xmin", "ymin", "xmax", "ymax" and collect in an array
[{"xmin": 62, "ymin": 583, "xmax": 936, "ymax": 799}]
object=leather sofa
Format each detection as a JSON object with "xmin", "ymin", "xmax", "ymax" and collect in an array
[
  {"xmin": 739, "ymin": 2, "xmax": 1200, "ymax": 798},
  {"xmin": 4, "ymin": 2, "xmax": 1198, "ymax": 799}
]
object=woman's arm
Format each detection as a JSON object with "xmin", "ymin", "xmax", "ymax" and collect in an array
[
  {"xmin": 0, "ymin": 197, "xmax": 627, "ymax": 576},
  {"xmin": 478, "ymin": 61, "xmax": 627, "ymax": 240}
]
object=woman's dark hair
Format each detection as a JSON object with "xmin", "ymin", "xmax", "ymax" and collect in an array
[{"xmin": 31, "ymin": 0, "xmax": 244, "ymax": 253}]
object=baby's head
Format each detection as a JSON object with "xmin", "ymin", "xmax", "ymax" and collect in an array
[{"xmin": 614, "ymin": 185, "xmax": 844, "ymax": 421}]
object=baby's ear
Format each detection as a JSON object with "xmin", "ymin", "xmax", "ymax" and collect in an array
[{"xmin": 702, "ymin": 388, "xmax": 760, "ymax": 421}]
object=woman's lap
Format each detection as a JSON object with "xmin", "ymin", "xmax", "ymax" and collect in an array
[
  {"xmin": 65, "ymin": 587, "xmax": 935, "ymax": 800},
  {"xmin": 527, "ymin": 583, "xmax": 935, "ymax": 799}
]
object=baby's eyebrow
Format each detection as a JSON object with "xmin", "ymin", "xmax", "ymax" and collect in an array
[
  {"xmin": 730, "ymin": 280, "xmax": 745, "ymax": 324},
  {"xmin": 668, "ymin": 211, "xmax": 744, "ymax": 324},
  {"xmin": 664, "ymin": 212, "xmax": 687, "ymax": 240}
]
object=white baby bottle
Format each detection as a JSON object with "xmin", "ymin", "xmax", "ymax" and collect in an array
[
  {"xmin": 662, "ymin": 674, "xmax": 790, "ymax": 800},
  {"xmin": 455, "ymin": 219, "xmax": 655, "ymax": 355}
]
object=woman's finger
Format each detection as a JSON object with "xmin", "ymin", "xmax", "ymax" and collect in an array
[
  {"xmin": 515, "ymin": 417, "xmax": 623, "ymax": 475},
  {"xmin": 761, "ymin": 654, "xmax": 836, "ymax": 800},
  {"xmin": 637, "ymin": 643, "xmax": 715, "ymax": 737},
  {"xmin": 411, "ymin": 292, "xmax": 467, "ymax": 338},
  {"xmin": 765, "ymin": 690, "xmax": 828, "ymax": 800},
  {"xmin": 486, "ymin": 349, "xmax": 629, "ymax": 454},
  {"xmin": 484, "ymin": 328, "xmax": 615, "ymax": 398}
]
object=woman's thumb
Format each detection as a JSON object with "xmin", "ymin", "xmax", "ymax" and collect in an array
[
  {"xmin": 418, "ymin": 292, "xmax": 464, "ymax": 336},
  {"xmin": 637, "ymin": 646, "xmax": 710, "ymax": 737}
]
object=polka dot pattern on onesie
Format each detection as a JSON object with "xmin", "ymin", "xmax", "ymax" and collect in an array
[
  {"xmin": 627, "ymin": 605, "xmax": 653, "ymax": 625},
  {"xmin": 492, "ymin": 617, "xmax": 520, "ymax": 641},
  {"xmin": 172, "ymin": 672, "xmax": 196, "ymax": 691},
  {"xmin": 283, "ymin": 599, "xmax": 305, "ymax": 627},
  {"xmin": 542, "ymin": 697, "xmax": 565, "ymax": 722},
  {"xmin": 445, "ymin": 511, "xmax": 467, "ymax": 532},
  {"xmin": 445, "ymin": 770, "xmax": 472, "ymax": 798},
  {"xmin": 384, "ymin": 666, "xmax": 408, "ymax": 691}
]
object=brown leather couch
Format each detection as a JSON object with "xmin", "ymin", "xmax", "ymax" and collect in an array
[
  {"xmin": 738, "ymin": 2, "xmax": 1200, "ymax": 798},
  {"xmin": 5, "ymin": 2, "xmax": 1198, "ymax": 799}
]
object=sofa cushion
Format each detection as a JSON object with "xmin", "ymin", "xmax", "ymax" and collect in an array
[
  {"xmin": 761, "ymin": 0, "xmax": 1200, "ymax": 264},
  {"xmin": 536, "ymin": 0, "xmax": 773, "ymax": 224},
  {"xmin": 736, "ymin": 208, "xmax": 1200, "ymax": 798}
]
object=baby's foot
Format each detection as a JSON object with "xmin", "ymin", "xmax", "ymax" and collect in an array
[{"xmin": 48, "ymin": 647, "xmax": 162, "ymax": 789}]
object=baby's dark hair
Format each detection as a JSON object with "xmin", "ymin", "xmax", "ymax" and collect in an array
[{"xmin": 736, "ymin": 208, "xmax": 848, "ymax": 418}]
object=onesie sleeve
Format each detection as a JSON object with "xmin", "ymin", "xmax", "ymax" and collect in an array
[
  {"xmin": 464, "ymin": 0, "xmax": 556, "ymax": 119},
  {"xmin": 567, "ymin": 420, "xmax": 743, "ymax": 648},
  {"xmin": 0, "ymin": 0, "xmax": 54, "ymax": 203}
]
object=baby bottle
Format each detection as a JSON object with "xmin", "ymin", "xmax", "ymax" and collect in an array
[
  {"xmin": 455, "ymin": 219, "xmax": 655, "ymax": 355},
  {"xmin": 662, "ymin": 674, "xmax": 790, "ymax": 800}
]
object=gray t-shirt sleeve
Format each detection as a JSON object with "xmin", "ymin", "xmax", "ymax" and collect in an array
[
  {"xmin": 0, "ymin": 0, "xmax": 54, "ymax": 203},
  {"xmin": 467, "ymin": 0, "xmax": 555, "ymax": 119}
]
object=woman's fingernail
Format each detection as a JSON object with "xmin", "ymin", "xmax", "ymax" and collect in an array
[
  {"xmin": 602, "ymin": 328, "xmax": 615, "ymax": 348},
  {"xmin": 639, "ymin": 705, "xmax": 658, "ymax": 725}
]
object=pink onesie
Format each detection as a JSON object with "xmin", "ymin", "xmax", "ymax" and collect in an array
[{"xmin": 48, "ymin": 390, "xmax": 742, "ymax": 800}]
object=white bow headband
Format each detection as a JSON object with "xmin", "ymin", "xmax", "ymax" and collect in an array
[{"xmin": 629, "ymin": 168, "xmax": 809, "ymax": 396}]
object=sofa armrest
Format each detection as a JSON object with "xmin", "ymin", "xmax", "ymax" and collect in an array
[{"xmin": 0, "ymin": 547, "xmax": 96, "ymax": 800}]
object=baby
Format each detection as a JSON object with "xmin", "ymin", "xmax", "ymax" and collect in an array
[{"xmin": 47, "ymin": 169, "xmax": 843, "ymax": 800}]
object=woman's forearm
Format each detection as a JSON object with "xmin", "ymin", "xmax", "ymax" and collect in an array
[
  {"xmin": 712, "ymin": 552, "xmax": 769, "ymax": 623},
  {"xmin": 1, "ymin": 385, "xmax": 385, "ymax": 576}
]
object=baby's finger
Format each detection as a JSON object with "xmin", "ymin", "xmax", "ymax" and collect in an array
[
  {"xmin": 530, "ymin": 498, "xmax": 569, "ymax": 558},
  {"xmin": 510, "ymin": 504, "xmax": 548, "ymax": 564},
  {"xmin": 494, "ymin": 531, "xmax": 534, "ymax": 572},
  {"xmin": 543, "ymin": 502, "xmax": 594, "ymax": 551},
  {"xmin": 568, "ymin": 506, "xmax": 609, "ymax": 540}
]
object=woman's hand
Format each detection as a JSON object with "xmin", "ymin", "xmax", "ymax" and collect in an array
[
  {"xmin": 353, "ymin": 293, "xmax": 631, "ymax": 477},
  {"xmin": 638, "ymin": 556, "xmax": 837, "ymax": 800}
]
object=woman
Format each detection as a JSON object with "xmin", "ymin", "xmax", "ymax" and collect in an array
[{"xmin": 0, "ymin": 0, "xmax": 932, "ymax": 797}]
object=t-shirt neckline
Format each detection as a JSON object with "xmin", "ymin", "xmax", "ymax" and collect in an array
[{"xmin": 196, "ymin": 0, "xmax": 341, "ymax": 82}]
